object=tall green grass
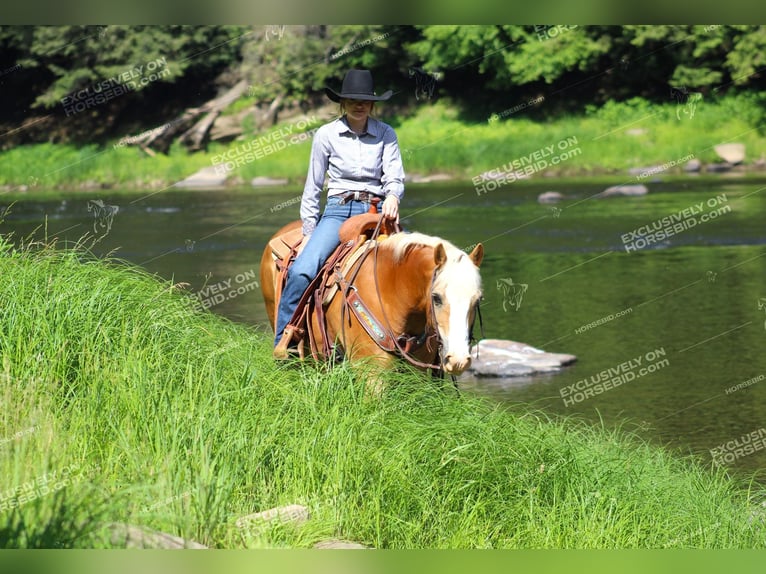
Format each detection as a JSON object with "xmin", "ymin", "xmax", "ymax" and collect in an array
[
  {"xmin": 1, "ymin": 235, "xmax": 766, "ymax": 548},
  {"xmin": 0, "ymin": 142, "xmax": 212, "ymax": 190},
  {"xmin": 2, "ymin": 94, "xmax": 765, "ymax": 191},
  {"xmin": 395, "ymin": 93, "xmax": 766, "ymax": 178}
]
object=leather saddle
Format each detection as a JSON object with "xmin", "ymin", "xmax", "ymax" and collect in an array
[
  {"xmin": 271, "ymin": 213, "xmax": 400, "ymax": 359},
  {"xmin": 267, "ymin": 213, "xmax": 394, "ymax": 264}
]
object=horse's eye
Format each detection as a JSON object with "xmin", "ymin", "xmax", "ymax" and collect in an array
[{"xmin": 432, "ymin": 293, "xmax": 443, "ymax": 307}]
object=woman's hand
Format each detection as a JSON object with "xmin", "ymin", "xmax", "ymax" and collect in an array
[{"xmin": 381, "ymin": 195, "xmax": 399, "ymax": 222}]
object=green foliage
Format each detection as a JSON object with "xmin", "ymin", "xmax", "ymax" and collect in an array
[
  {"xmin": 0, "ymin": 142, "xmax": 211, "ymax": 188},
  {"xmin": 240, "ymin": 25, "xmax": 412, "ymax": 107},
  {"xmin": 715, "ymin": 91, "xmax": 766, "ymax": 132},
  {"xmin": 410, "ymin": 25, "xmax": 506, "ymax": 79},
  {"xmin": 726, "ymin": 26, "xmax": 766, "ymax": 86},
  {"xmin": 3, "ymin": 25, "xmax": 766, "ymax": 147},
  {"xmin": 1, "ymin": 94, "xmax": 766, "ymax": 189},
  {"xmin": 408, "ymin": 25, "xmax": 766, "ymax": 109},
  {"xmin": 3, "ymin": 25, "xmax": 248, "ymax": 108}
]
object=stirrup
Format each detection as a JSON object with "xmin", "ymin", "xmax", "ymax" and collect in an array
[{"xmin": 273, "ymin": 326, "xmax": 304, "ymax": 360}]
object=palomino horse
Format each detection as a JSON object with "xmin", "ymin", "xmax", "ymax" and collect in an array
[{"xmin": 260, "ymin": 219, "xmax": 484, "ymax": 381}]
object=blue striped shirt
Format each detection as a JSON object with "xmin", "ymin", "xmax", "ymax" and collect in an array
[{"xmin": 300, "ymin": 116, "xmax": 405, "ymax": 235}]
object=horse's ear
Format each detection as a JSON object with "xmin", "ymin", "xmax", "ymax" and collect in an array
[
  {"xmin": 434, "ymin": 243, "xmax": 447, "ymax": 268},
  {"xmin": 469, "ymin": 243, "xmax": 484, "ymax": 267}
]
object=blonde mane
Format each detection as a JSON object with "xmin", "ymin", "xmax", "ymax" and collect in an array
[
  {"xmin": 384, "ymin": 232, "xmax": 482, "ymax": 297},
  {"xmin": 386, "ymin": 232, "xmax": 466, "ymax": 264}
]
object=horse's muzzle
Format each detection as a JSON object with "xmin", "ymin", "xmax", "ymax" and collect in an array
[{"xmin": 443, "ymin": 353, "xmax": 472, "ymax": 376}]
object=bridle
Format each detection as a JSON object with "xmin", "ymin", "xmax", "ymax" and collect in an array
[{"xmin": 338, "ymin": 215, "xmax": 483, "ymax": 389}]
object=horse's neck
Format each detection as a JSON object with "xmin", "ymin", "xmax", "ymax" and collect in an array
[{"xmin": 376, "ymin": 244, "xmax": 435, "ymax": 331}]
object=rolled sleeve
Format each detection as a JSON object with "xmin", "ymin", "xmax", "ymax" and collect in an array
[
  {"xmin": 300, "ymin": 127, "xmax": 329, "ymax": 236},
  {"xmin": 380, "ymin": 126, "xmax": 405, "ymax": 201}
]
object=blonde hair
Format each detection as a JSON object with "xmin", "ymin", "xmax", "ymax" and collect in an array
[{"xmin": 339, "ymin": 100, "xmax": 376, "ymax": 118}]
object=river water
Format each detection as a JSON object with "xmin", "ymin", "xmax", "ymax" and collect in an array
[{"xmin": 2, "ymin": 177, "xmax": 765, "ymax": 474}]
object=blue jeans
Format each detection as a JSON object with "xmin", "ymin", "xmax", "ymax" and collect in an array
[{"xmin": 274, "ymin": 197, "xmax": 370, "ymax": 346}]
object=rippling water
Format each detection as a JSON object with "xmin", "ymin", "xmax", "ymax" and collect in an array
[{"xmin": 3, "ymin": 176, "xmax": 766, "ymax": 474}]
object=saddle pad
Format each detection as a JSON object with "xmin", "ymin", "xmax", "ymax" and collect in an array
[{"xmin": 269, "ymin": 226, "xmax": 304, "ymax": 261}]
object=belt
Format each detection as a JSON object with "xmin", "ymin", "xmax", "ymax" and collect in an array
[{"xmin": 336, "ymin": 191, "xmax": 384, "ymax": 205}]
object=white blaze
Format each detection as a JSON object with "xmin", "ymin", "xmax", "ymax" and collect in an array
[
  {"xmin": 437, "ymin": 254, "xmax": 480, "ymax": 363},
  {"xmin": 445, "ymin": 283, "xmax": 472, "ymax": 359}
]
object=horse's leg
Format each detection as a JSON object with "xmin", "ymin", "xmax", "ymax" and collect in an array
[
  {"xmin": 323, "ymin": 297, "xmax": 394, "ymax": 396},
  {"xmin": 345, "ymin": 338, "xmax": 397, "ymax": 398}
]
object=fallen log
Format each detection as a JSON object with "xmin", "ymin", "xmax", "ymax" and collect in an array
[
  {"xmin": 120, "ymin": 80, "xmax": 250, "ymax": 154},
  {"xmin": 177, "ymin": 80, "xmax": 249, "ymax": 151}
]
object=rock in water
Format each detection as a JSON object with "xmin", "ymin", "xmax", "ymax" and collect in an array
[
  {"xmin": 628, "ymin": 166, "xmax": 663, "ymax": 177},
  {"xmin": 174, "ymin": 166, "xmax": 227, "ymax": 189},
  {"xmin": 684, "ymin": 158, "xmax": 702, "ymax": 172},
  {"xmin": 538, "ymin": 191, "xmax": 564, "ymax": 203},
  {"xmin": 251, "ymin": 176, "xmax": 289, "ymax": 187},
  {"xmin": 466, "ymin": 339, "xmax": 576, "ymax": 378},
  {"xmin": 706, "ymin": 163, "xmax": 732, "ymax": 173},
  {"xmin": 408, "ymin": 173, "xmax": 453, "ymax": 183},
  {"xmin": 596, "ymin": 184, "xmax": 648, "ymax": 198},
  {"xmin": 714, "ymin": 143, "xmax": 745, "ymax": 164}
]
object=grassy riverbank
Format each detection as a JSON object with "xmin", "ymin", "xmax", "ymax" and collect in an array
[
  {"xmin": 1, "ymin": 236, "xmax": 766, "ymax": 548},
  {"xmin": 1, "ymin": 94, "xmax": 765, "ymax": 191}
]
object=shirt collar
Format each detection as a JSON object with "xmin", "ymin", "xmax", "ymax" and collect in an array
[{"xmin": 336, "ymin": 115, "xmax": 380, "ymax": 137}]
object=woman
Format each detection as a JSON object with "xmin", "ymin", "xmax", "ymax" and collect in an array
[{"xmin": 274, "ymin": 69, "xmax": 405, "ymax": 356}]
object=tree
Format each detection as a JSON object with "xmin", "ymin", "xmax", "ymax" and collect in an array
[{"xmin": 0, "ymin": 25, "xmax": 248, "ymax": 146}]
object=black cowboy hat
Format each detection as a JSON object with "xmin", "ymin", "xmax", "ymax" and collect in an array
[{"xmin": 325, "ymin": 69, "xmax": 392, "ymax": 102}]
